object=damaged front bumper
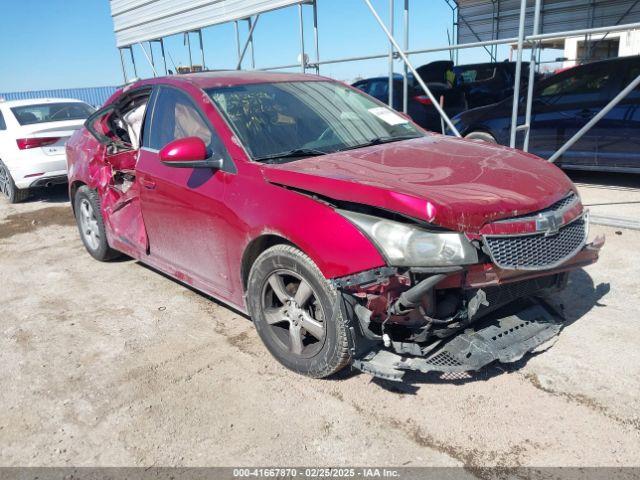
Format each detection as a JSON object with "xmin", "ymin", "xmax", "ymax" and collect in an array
[{"xmin": 334, "ymin": 237, "xmax": 604, "ymax": 382}]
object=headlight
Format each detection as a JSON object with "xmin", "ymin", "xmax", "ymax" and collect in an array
[{"xmin": 338, "ymin": 210, "xmax": 479, "ymax": 267}]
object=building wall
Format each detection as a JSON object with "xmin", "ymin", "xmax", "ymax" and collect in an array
[
  {"xmin": 0, "ymin": 86, "xmax": 119, "ymax": 108},
  {"xmin": 563, "ymin": 30, "xmax": 640, "ymax": 67}
]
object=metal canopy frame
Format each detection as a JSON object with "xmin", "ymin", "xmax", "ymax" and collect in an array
[{"xmin": 115, "ymin": 0, "xmax": 640, "ymax": 162}]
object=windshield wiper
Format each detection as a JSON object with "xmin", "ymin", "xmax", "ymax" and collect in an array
[
  {"xmin": 255, "ymin": 148, "xmax": 328, "ymax": 163},
  {"xmin": 341, "ymin": 134, "xmax": 422, "ymax": 151}
]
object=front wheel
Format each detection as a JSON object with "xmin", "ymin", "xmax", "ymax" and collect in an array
[
  {"xmin": 73, "ymin": 186, "xmax": 121, "ymax": 261},
  {"xmin": 246, "ymin": 244, "xmax": 352, "ymax": 378},
  {"xmin": 465, "ymin": 131, "xmax": 497, "ymax": 144}
]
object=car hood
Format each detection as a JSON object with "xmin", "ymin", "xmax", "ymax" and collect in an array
[{"xmin": 260, "ymin": 135, "xmax": 576, "ymax": 233}]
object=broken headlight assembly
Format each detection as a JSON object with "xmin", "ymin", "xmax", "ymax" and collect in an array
[{"xmin": 337, "ymin": 210, "xmax": 479, "ymax": 267}]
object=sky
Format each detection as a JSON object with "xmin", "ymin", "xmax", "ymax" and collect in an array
[{"xmin": 0, "ymin": 0, "xmax": 523, "ymax": 93}]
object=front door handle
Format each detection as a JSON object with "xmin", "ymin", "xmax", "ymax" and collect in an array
[{"xmin": 140, "ymin": 178, "xmax": 156, "ymax": 190}]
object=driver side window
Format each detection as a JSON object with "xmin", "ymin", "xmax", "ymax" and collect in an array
[{"xmin": 147, "ymin": 87, "xmax": 215, "ymax": 150}]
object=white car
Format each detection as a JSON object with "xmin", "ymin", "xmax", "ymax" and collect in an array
[{"xmin": 0, "ymin": 98, "xmax": 95, "ymax": 203}]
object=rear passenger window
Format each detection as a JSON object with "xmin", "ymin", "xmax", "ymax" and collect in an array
[
  {"xmin": 539, "ymin": 65, "xmax": 611, "ymax": 104},
  {"xmin": 0, "ymin": 111, "xmax": 6, "ymax": 130}
]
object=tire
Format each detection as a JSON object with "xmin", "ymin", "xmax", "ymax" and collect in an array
[
  {"xmin": 0, "ymin": 160, "xmax": 30, "ymax": 203},
  {"xmin": 465, "ymin": 131, "xmax": 497, "ymax": 144},
  {"xmin": 73, "ymin": 185, "xmax": 121, "ymax": 261},
  {"xmin": 247, "ymin": 244, "xmax": 352, "ymax": 378}
]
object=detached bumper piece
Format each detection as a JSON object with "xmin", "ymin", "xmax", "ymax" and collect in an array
[{"xmin": 352, "ymin": 300, "xmax": 561, "ymax": 382}]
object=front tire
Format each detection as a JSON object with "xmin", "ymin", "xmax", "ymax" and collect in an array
[
  {"xmin": 0, "ymin": 160, "xmax": 29, "ymax": 203},
  {"xmin": 247, "ymin": 244, "xmax": 351, "ymax": 378},
  {"xmin": 73, "ymin": 186, "xmax": 120, "ymax": 261},
  {"xmin": 465, "ymin": 131, "xmax": 497, "ymax": 143}
]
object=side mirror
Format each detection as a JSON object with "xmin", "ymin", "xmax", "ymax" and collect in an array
[{"xmin": 159, "ymin": 137, "xmax": 223, "ymax": 169}]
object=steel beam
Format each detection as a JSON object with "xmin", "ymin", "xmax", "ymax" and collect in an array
[
  {"xmin": 198, "ymin": 29, "xmax": 206, "ymax": 70},
  {"xmin": 236, "ymin": 15, "xmax": 260, "ymax": 70},
  {"xmin": 509, "ymin": 0, "xmax": 527, "ymax": 148},
  {"xmin": 388, "ymin": 0, "xmax": 394, "ymax": 108},
  {"xmin": 548, "ymin": 74, "xmax": 640, "ymax": 164},
  {"xmin": 523, "ymin": 0, "xmax": 542, "ymax": 152},
  {"xmin": 312, "ymin": 0, "xmax": 320, "ymax": 74},
  {"xmin": 403, "ymin": 0, "xmax": 409, "ymax": 114},
  {"xmin": 119, "ymin": 48, "xmax": 127, "ymax": 83},
  {"xmin": 129, "ymin": 47, "xmax": 137, "ymax": 78},
  {"xmin": 159, "ymin": 38, "xmax": 168, "ymax": 75},
  {"xmin": 139, "ymin": 42, "xmax": 158, "ymax": 77},
  {"xmin": 299, "ymin": 4, "xmax": 306, "ymax": 73},
  {"xmin": 362, "ymin": 0, "xmax": 461, "ymax": 137},
  {"xmin": 247, "ymin": 17, "xmax": 256, "ymax": 69}
]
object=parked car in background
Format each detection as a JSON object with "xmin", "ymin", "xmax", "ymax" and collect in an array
[
  {"xmin": 353, "ymin": 66, "xmax": 466, "ymax": 132},
  {"xmin": 66, "ymin": 71, "xmax": 601, "ymax": 381},
  {"xmin": 0, "ymin": 98, "xmax": 95, "ymax": 202},
  {"xmin": 453, "ymin": 61, "xmax": 533, "ymax": 109},
  {"xmin": 450, "ymin": 56, "xmax": 640, "ymax": 173}
]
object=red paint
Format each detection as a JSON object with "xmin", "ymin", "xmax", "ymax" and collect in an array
[
  {"xmin": 66, "ymin": 72, "xmax": 595, "ymax": 314},
  {"xmin": 159, "ymin": 137, "xmax": 208, "ymax": 163}
]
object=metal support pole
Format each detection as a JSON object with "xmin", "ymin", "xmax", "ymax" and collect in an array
[
  {"xmin": 508, "ymin": 0, "xmax": 527, "ymax": 148},
  {"xmin": 312, "ymin": 0, "xmax": 320, "ymax": 74},
  {"xmin": 234, "ymin": 21, "xmax": 241, "ymax": 65},
  {"xmin": 198, "ymin": 29, "xmax": 205, "ymax": 70},
  {"xmin": 185, "ymin": 32, "xmax": 193, "ymax": 69},
  {"xmin": 388, "ymin": 0, "xmax": 394, "ymax": 108},
  {"xmin": 236, "ymin": 15, "xmax": 260, "ymax": 70},
  {"xmin": 298, "ymin": 4, "xmax": 306, "ymax": 73},
  {"xmin": 523, "ymin": 0, "xmax": 542, "ymax": 152},
  {"xmin": 119, "ymin": 48, "xmax": 127, "ymax": 83},
  {"xmin": 139, "ymin": 42, "xmax": 158, "ymax": 77},
  {"xmin": 403, "ymin": 0, "xmax": 409, "ymax": 114},
  {"xmin": 148, "ymin": 41, "xmax": 155, "ymax": 70},
  {"xmin": 247, "ymin": 18, "xmax": 256, "ymax": 69},
  {"xmin": 160, "ymin": 38, "xmax": 168, "ymax": 75},
  {"xmin": 362, "ymin": 0, "xmax": 461, "ymax": 136},
  {"xmin": 129, "ymin": 47, "xmax": 138, "ymax": 78},
  {"xmin": 548, "ymin": 74, "xmax": 640, "ymax": 163}
]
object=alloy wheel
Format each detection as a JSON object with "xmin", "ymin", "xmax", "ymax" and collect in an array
[
  {"xmin": 261, "ymin": 270, "xmax": 326, "ymax": 358},
  {"xmin": 78, "ymin": 198, "xmax": 101, "ymax": 251},
  {"xmin": 0, "ymin": 163, "xmax": 12, "ymax": 199}
]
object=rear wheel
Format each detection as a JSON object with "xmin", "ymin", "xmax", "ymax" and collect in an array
[
  {"xmin": 465, "ymin": 131, "xmax": 497, "ymax": 144},
  {"xmin": 0, "ymin": 160, "xmax": 29, "ymax": 203},
  {"xmin": 73, "ymin": 186, "xmax": 121, "ymax": 261},
  {"xmin": 247, "ymin": 244, "xmax": 351, "ymax": 378}
]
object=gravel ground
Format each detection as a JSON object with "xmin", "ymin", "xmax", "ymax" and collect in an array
[{"xmin": 1, "ymin": 184, "xmax": 639, "ymax": 470}]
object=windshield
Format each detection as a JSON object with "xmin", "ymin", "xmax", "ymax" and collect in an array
[
  {"xmin": 207, "ymin": 81, "xmax": 423, "ymax": 161},
  {"xmin": 11, "ymin": 102, "xmax": 95, "ymax": 126}
]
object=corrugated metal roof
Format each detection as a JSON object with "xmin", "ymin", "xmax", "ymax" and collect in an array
[
  {"xmin": 456, "ymin": 0, "xmax": 640, "ymax": 44},
  {"xmin": 0, "ymin": 86, "xmax": 119, "ymax": 108},
  {"xmin": 111, "ymin": 0, "xmax": 306, "ymax": 47}
]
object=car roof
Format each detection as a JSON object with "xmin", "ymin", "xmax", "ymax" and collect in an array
[
  {"xmin": 0, "ymin": 97, "xmax": 87, "ymax": 107},
  {"xmin": 132, "ymin": 70, "xmax": 334, "ymax": 91}
]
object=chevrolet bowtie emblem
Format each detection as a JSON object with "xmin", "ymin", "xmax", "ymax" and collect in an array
[{"xmin": 536, "ymin": 212, "xmax": 563, "ymax": 236}]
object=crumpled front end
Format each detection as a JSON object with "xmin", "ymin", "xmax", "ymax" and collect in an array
[{"xmin": 334, "ymin": 192, "xmax": 604, "ymax": 382}]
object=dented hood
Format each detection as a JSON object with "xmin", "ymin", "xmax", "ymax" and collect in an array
[{"xmin": 260, "ymin": 135, "xmax": 576, "ymax": 233}]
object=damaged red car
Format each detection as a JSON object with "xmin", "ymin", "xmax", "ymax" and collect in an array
[{"xmin": 66, "ymin": 72, "xmax": 603, "ymax": 381}]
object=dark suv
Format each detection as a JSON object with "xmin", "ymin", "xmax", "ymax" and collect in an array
[{"xmin": 450, "ymin": 56, "xmax": 640, "ymax": 173}]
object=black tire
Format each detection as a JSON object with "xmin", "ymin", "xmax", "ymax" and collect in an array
[
  {"xmin": 247, "ymin": 244, "xmax": 352, "ymax": 378},
  {"xmin": 73, "ymin": 185, "xmax": 121, "ymax": 261},
  {"xmin": 0, "ymin": 160, "xmax": 30, "ymax": 204},
  {"xmin": 465, "ymin": 131, "xmax": 497, "ymax": 144}
]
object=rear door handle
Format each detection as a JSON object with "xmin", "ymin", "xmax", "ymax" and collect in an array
[{"xmin": 140, "ymin": 178, "xmax": 156, "ymax": 190}]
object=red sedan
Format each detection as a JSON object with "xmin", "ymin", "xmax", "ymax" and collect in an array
[{"xmin": 66, "ymin": 72, "xmax": 603, "ymax": 381}]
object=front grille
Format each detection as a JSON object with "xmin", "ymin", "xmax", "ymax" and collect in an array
[{"xmin": 484, "ymin": 217, "xmax": 586, "ymax": 270}]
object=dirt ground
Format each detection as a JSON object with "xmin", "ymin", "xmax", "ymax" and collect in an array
[{"xmin": 1, "ymin": 183, "xmax": 639, "ymax": 470}]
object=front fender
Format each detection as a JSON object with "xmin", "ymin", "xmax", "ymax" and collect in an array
[{"xmin": 225, "ymin": 173, "xmax": 387, "ymax": 301}]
